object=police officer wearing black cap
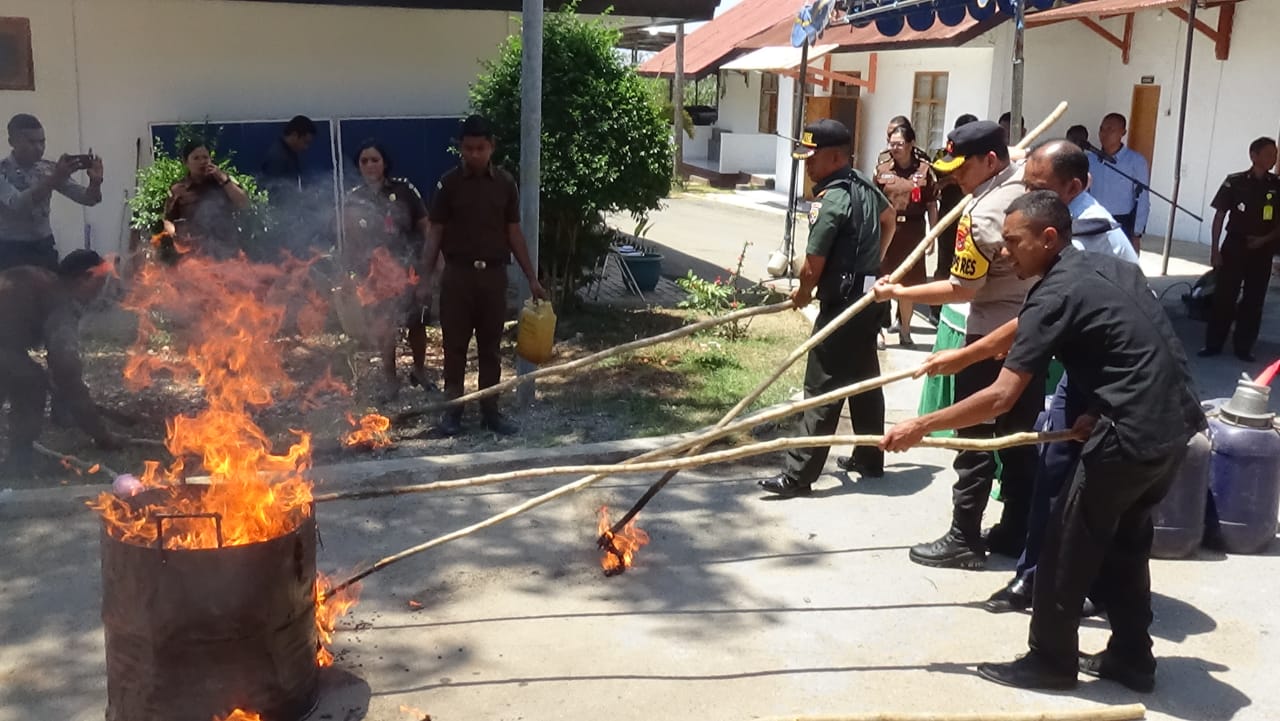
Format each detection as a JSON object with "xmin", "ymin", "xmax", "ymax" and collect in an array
[
  {"xmin": 874, "ymin": 120, "xmax": 1040, "ymax": 568},
  {"xmin": 759, "ymin": 119, "xmax": 897, "ymax": 497}
]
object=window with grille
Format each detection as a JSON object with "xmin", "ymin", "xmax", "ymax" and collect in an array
[{"xmin": 911, "ymin": 72, "xmax": 949, "ymax": 154}]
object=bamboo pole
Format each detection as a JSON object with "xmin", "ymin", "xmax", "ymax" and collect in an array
[
  {"xmin": 601, "ymin": 101, "xmax": 1070, "ymax": 541},
  {"xmin": 32, "ymin": 442, "xmax": 120, "ymax": 480},
  {"xmin": 315, "ymin": 430, "xmax": 1076, "ymax": 504},
  {"xmin": 758, "ymin": 703, "xmax": 1147, "ymax": 721},
  {"xmin": 320, "ymin": 428, "xmax": 1074, "ymax": 595},
  {"xmin": 393, "ymin": 300, "xmax": 795, "ymax": 424}
]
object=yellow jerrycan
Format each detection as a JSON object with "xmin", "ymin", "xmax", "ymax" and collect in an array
[{"xmin": 516, "ymin": 298, "xmax": 557, "ymax": 364}]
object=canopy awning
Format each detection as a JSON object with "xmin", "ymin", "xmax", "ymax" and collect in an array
[
  {"xmin": 796, "ymin": 0, "xmax": 1072, "ymax": 39},
  {"xmin": 721, "ymin": 44, "xmax": 838, "ymax": 71}
]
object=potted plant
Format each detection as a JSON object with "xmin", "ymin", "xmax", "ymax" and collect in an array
[{"xmin": 618, "ymin": 216, "xmax": 663, "ymax": 292}]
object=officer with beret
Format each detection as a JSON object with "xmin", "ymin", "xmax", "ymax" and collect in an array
[
  {"xmin": 874, "ymin": 120, "xmax": 1040, "ymax": 568},
  {"xmin": 759, "ymin": 119, "xmax": 896, "ymax": 497}
]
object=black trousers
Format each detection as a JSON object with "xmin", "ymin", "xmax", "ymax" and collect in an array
[
  {"xmin": 0, "ymin": 237, "xmax": 58, "ymax": 272},
  {"xmin": 950, "ymin": 337, "xmax": 1043, "ymax": 545},
  {"xmin": 784, "ymin": 300, "xmax": 885, "ymax": 484},
  {"xmin": 0, "ymin": 348, "xmax": 49, "ymax": 463},
  {"xmin": 1205, "ymin": 238, "xmax": 1273, "ymax": 355},
  {"xmin": 440, "ymin": 263, "xmax": 507, "ymax": 416},
  {"xmin": 1029, "ymin": 420, "xmax": 1184, "ymax": 673}
]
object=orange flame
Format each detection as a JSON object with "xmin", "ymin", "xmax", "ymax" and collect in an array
[
  {"xmin": 342, "ymin": 412, "xmax": 392, "ymax": 450},
  {"xmin": 355, "ymin": 247, "xmax": 416, "ymax": 307},
  {"xmin": 214, "ymin": 710, "xmax": 261, "ymax": 721},
  {"xmin": 315, "ymin": 573, "xmax": 362, "ymax": 667},
  {"xmin": 597, "ymin": 506, "xmax": 649, "ymax": 575},
  {"xmin": 301, "ymin": 365, "xmax": 352, "ymax": 412},
  {"xmin": 399, "ymin": 705, "xmax": 432, "ymax": 720}
]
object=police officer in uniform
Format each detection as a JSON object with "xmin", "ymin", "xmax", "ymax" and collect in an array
[
  {"xmin": 343, "ymin": 140, "xmax": 432, "ymax": 399},
  {"xmin": 759, "ymin": 119, "xmax": 896, "ymax": 497},
  {"xmin": 1201, "ymin": 136, "xmax": 1280, "ymax": 362},
  {"xmin": 874, "ymin": 121, "xmax": 1040, "ymax": 568},
  {"xmin": 883, "ymin": 191, "xmax": 1205, "ymax": 692},
  {"xmin": 419, "ymin": 115, "xmax": 546, "ymax": 437},
  {"xmin": 0, "ymin": 114, "xmax": 103, "ymax": 271}
]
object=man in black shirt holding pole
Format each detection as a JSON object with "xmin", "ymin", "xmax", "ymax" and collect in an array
[{"xmin": 882, "ymin": 191, "xmax": 1204, "ymax": 692}]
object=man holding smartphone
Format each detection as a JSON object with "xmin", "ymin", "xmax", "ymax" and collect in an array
[{"xmin": 0, "ymin": 114, "xmax": 103, "ymax": 271}]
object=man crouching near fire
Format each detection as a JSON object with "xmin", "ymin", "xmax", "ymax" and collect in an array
[
  {"xmin": 881, "ymin": 191, "xmax": 1204, "ymax": 693},
  {"xmin": 0, "ymin": 249, "xmax": 120, "ymax": 475}
]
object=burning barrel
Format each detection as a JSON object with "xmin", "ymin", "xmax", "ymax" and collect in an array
[{"xmin": 100, "ymin": 486, "xmax": 319, "ymax": 721}]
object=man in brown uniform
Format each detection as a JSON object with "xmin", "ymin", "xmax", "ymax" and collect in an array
[
  {"xmin": 0, "ymin": 249, "xmax": 119, "ymax": 474},
  {"xmin": 420, "ymin": 115, "xmax": 546, "ymax": 436}
]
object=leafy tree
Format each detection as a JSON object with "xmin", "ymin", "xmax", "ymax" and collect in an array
[{"xmin": 471, "ymin": 5, "xmax": 673, "ymax": 304}]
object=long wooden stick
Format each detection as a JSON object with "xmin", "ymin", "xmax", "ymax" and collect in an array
[
  {"xmin": 315, "ymin": 430, "xmax": 1076, "ymax": 504},
  {"xmin": 32, "ymin": 442, "xmax": 120, "ymax": 480},
  {"xmin": 393, "ymin": 300, "xmax": 795, "ymax": 424},
  {"xmin": 758, "ymin": 703, "xmax": 1147, "ymax": 721},
  {"xmin": 320, "ymin": 429, "xmax": 1073, "ymax": 596},
  {"xmin": 602, "ymin": 101, "xmax": 1071, "ymax": 541}
]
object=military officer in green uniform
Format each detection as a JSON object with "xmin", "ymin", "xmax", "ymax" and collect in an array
[{"xmin": 760, "ymin": 119, "xmax": 897, "ymax": 497}]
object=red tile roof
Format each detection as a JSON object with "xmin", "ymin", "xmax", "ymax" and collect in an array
[
  {"xmin": 740, "ymin": 13, "xmax": 1003, "ymax": 52},
  {"xmin": 637, "ymin": 0, "xmax": 799, "ymax": 78}
]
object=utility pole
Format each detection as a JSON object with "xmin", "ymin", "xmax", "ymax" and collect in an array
[
  {"xmin": 516, "ymin": 0, "xmax": 543, "ymax": 405},
  {"xmin": 674, "ymin": 23, "xmax": 686, "ymax": 175}
]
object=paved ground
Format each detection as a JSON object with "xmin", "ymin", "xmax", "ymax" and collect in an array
[{"xmin": 2, "ymin": 194, "xmax": 1278, "ymax": 721}]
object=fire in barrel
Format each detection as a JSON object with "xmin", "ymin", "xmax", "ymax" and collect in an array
[{"xmin": 89, "ymin": 256, "xmax": 358, "ymax": 721}]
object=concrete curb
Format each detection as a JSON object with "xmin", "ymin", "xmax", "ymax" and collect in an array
[{"xmin": 0, "ymin": 433, "xmax": 698, "ymax": 520}]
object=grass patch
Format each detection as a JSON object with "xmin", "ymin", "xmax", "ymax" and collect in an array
[{"xmin": 530, "ymin": 306, "xmax": 809, "ymax": 444}]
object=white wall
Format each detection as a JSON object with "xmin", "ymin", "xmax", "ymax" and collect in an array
[
  {"xmin": 832, "ymin": 44, "xmax": 997, "ymax": 177},
  {"xmin": 717, "ymin": 70, "xmax": 763, "ymax": 133},
  {"xmin": 1, "ymin": 0, "xmax": 514, "ymax": 256},
  {"xmin": 1019, "ymin": 3, "xmax": 1280, "ymax": 244},
  {"xmin": 683, "ymin": 125, "xmax": 714, "ymax": 162},
  {"xmin": 718, "ymin": 133, "xmax": 774, "ymax": 174}
]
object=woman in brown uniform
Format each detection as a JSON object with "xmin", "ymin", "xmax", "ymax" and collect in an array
[
  {"xmin": 342, "ymin": 140, "xmax": 432, "ymax": 399},
  {"xmin": 874, "ymin": 124, "xmax": 938, "ymax": 347},
  {"xmin": 163, "ymin": 141, "xmax": 251, "ymax": 260}
]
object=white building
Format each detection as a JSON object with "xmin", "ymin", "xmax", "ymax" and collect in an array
[
  {"xmin": 0, "ymin": 0, "xmax": 713, "ymax": 257},
  {"xmin": 689, "ymin": 0, "xmax": 1274, "ymax": 245}
]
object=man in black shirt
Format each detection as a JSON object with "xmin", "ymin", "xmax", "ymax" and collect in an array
[
  {"xmin": 260, "ymin": 115, "xmax": 318, "ymax": 258},
  {"xmin": 882, "ymin": 191, "xmax": 1204, "ymax": 692}
]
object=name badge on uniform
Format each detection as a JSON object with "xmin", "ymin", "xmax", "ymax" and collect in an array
[{"xmin": 1265, "ymin": 191, "xmax": 1275, "ymax": 222}]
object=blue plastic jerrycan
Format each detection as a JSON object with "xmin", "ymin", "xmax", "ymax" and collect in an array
[{"xmin": 1205, "ymin": 378, "xmax": 1280, "ymax": 554}]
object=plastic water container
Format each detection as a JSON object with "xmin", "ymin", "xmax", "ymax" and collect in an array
[
  {"xmin": 1206, "ymin": 379, "xmax": 1280, "ymax": 554},
  {"xmin": 516, "ymin": 299, "xmax": 557, "ymax": 364},
  {"xmin": 1151, "ymin": 430, "xmax": 1211, "ymax": 559}
]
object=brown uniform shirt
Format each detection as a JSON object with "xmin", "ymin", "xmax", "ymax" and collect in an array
[
  {"xmin": 874, "ymin": 156, "xmax": 937, "ymax": 219},
  {"xmin": 164, "ymin": 176, "xmax": 241, "ymax": 258},
  {"xmin": 343, "ymin": 177, "xmax": 428, "ymax": 271},
  {"xmin": 429, "ymin": 164, "xmax": 520, "ymax": 264}
]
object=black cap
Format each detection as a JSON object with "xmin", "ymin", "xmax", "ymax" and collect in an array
[
  {"xmin": 792, "ymin": 119, "xmax": 852, "ymax": 160},
  {"xmin": 934, "ymin": 120, "xmax": 1005, "ymax": 172}
]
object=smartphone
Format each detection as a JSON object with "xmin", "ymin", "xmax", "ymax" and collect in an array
[{"xmin": 69, "ymin": 153, "xmax": 94, "ymax": 170}]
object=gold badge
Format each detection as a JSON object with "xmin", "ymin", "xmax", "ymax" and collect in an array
[{"xmin": 949, "ymin": 215, "xmax": 990, "ymax": 280}]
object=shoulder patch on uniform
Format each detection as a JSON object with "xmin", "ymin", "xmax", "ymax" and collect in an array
[
  {"xmin": 950, "ymin": 214, "xmax": 991, "ymax": 280},
  {"xmin": 808, "ymin": 201, "xmax": 823, "ymax": 226}
]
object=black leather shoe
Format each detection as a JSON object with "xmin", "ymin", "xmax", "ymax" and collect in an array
[
  {"xmin": 1079, "ymin": 650, "xmax": 1155, "ymax": 693},
  {"xmin": 1235, "ymin": 350, "xmax": 1257, "ymax": 363},
  {"xmin": 480, "ymin": 413, "xmax": 519, "ymax": 436},
  {"xmin": 984, "ymin": 576, "xmax": 1033, "ymax": 614},
  {"xmin": 983, "ymin": 523, "xmax": 1026, "ymax": 558},
  {"xmin": 437, "ymin": 411, "xmax": 463, "ymax": 437},
  {"xmin": 1081, "ymin": 597, "xmax": 1107, "ymax": 618},
  {"xmin": 835, "ymin": 456, "xmax": 885, "ymax": 478},
  {"xmin": 978, "ymin": 653, "xmax": 1078, "ymax": 691},
  {"xmin": 909, "ymin": 532, "xmax": 985, "ymax": 569},
  {"xmin": 758, "ymin": 474, "xmax": 812, "ymax": 497},
  {"xmin": 1197, "ymin": 347, "xmax": 1221, "ymax": 358}
]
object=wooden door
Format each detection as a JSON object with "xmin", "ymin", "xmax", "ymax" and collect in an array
[
  {"xmin": 1128, "ymin": 85, "xmax": 1161, "ymax": 166},
  {"xmin": 802, "ymin": 95, "xmax": 833, "ymax": 199}
]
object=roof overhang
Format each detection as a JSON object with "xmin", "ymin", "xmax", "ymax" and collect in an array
[
  {"xmin": 721, "ymin": 44, "xmax": 838, "ymax": 72},
  {"xmin": 1027, "ymin": 0, "xmax": 1236, "ymax": 23},
  {"xmin": 227, "ymin": 0, "xmax": 719, "ymax": 22}
]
